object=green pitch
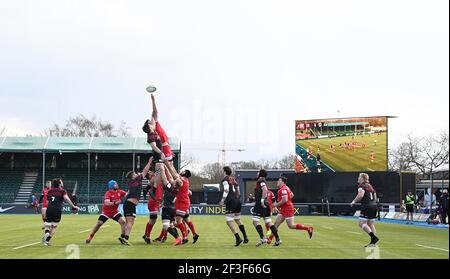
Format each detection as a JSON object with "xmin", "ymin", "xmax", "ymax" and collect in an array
[
  {"xmin": 297, "ymin": 132, "xmax": 387, "ymax": 172},
  {"xmin": 0, "ymin": 215, "xmax": 447, "ymax": 259}
]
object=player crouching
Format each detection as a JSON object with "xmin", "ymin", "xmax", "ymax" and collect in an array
[{"xmin": 86, "ymin": 180, "xmax": 127, "ymax": 244}]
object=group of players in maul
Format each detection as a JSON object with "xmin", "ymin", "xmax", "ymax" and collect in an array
[{"xmin": 40, "ymin": 93, "xmax": 380, "ymax": 248}]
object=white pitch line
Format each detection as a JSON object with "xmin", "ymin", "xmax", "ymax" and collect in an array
[
  {"xmin": 346, "ymin": 231, "xmax": 362, "ymax": 235},
  {"xmin": 322, "ymin": 226, "xmax": 333, "ymax": 230},
  {"xmin": 415, "ymin": 244, "xmax": 449, "ymax": 252},
  {"xmin": 13, "ymin": 242, "xmax": 40, "ymax": 250},
  {"xmin": 13, "ymin": 225, "xmax": 113, "ymax": 250},
  {"xmin": 367, "ymin": 168, "xmax": 375, "ymax": 171},
  {"xmin": 79, "ymin": 225, "xmax": 110, "ymax": 233}
]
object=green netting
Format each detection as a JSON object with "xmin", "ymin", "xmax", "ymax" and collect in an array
[{"xmin": 0, "ymin": 137, "xmax": 180, "ymax": 153}]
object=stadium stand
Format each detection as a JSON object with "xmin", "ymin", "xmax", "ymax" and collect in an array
[
  {"xmin": 0, "ymin": 137, "xmax": 181, "ymax": 204},
  {"xmin": 0, "ymin": 169, "xmax": 23, "ymax": 203}
]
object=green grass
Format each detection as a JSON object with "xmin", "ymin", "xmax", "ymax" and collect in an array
[
  {"xmin": 297, "ymin": 132, "xmax": 387, "ymax": 172},
  {"xmin": 0, "ymin": 215, "xmax": 448, "ymax": 259}
]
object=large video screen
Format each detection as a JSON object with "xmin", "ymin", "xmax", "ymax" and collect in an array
[{"xmin": 295, "ymin": 116, "xmax": 388, "ymax": 172}]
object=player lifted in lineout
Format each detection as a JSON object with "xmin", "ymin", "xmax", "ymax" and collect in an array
[
  {"xmin": 147, "ymin": 93, "xmax": 179, "ymax": 188},
  {"xmin": 219, "ymin": 166, "xmax": 249, "ymax": 247}
]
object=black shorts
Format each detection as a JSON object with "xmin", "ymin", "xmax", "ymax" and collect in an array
[
  {"xmin": 406, "ymin": 204, "xmax": 414, "ymax": 213},
  {"xmin": 152, "ymin": 152, "xmax": 163, "ymax": 163},
  {"xmin": 253, "ymin": 204, "xmax": 271, "ymax": 219},
  {"xmin": 98, "ymin": 213, "xmax": 123, "ymax": 223},
  {"xmin": 123, "ymin": 201, "xmax": 137, "ymax": 217},
  {"xmin": 225, "ymin": 199, "xmax": 242, "ymax": 214},
  {"xmin": 360, "ymin": 207, "xmax": 378, "ymax": 220},
  {"xmin": 161, "ymin": 207, "xmax": 175, "ymax": 221},
  {"xmin": 45, "ymin": 208, "xmax": 62, "ymax": 224}
]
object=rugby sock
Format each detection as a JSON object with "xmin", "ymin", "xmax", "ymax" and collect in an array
[
  {"xmin": 270, "ymin": 225, "xmax": 280, "ymax": 242},
  {"xmin": 265, "ymin": 223, "xmax": 270, "ymax": 232},
  {"xmin": 175, "ymin": 223, "xmax": 187, "ymax": 239},
  {"xmin": 158, "ymin": 229, "xmax": 165, "ymax": 239},
  {"xmin": 238, "ymin": 225, "xmax": 247, "ymax": 239},
  {"xmin": 121, "ymin": 234, "xmax": 126, "ymax": 239},
  {"xmin": 167, "ymin": 227, "xmax": 179, "ymax": 239},
  {"xmin": 234, "ymin": 233, "xmax": 241, "ymax": 241},
  {"xmin": 87, "ymin": 234, "xmax": 94, "ymax": 240},
  {"xmin": 255, "ymin": 225, "xmax": 265, "ymax": 239},
  {"xmin": 124, "ymin": 235, "xmax": 129, "ymax": 240},
  {"xmin": 45, "ymin": 235, "xmax": 52, "ymax": 242},
  {"xmin": 145, "ymin": 223, "xmax": 153, "ymax": 238},
  {"xmin": 187, "ymin": 221, "xmax": 197, "ymax": 235},
  {"xmin": 268, "ymin": 234, "xmax": 274, "ymax": 242},
  {"xmin": 369, "ymin": 232, "xmax": 377, "ymax": 241},
  {"xmin": 295, "ymin": 224, "xmax": 308, "ymax": 231}
]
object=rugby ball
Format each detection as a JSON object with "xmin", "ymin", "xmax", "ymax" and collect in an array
[{"xmin": 146, "ymin": 85, "xmax": 157, "ymax": 93}]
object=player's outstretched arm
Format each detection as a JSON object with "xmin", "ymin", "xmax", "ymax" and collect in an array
[
  {"xmin": 142, "ymin": 157, "xmax": 154, "ymax": 178},
  {"xmin": 151, "ymin": 94, "xmax": 158, "ymax": 122}
]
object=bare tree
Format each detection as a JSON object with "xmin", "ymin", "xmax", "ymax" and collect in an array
[
  {"xmin": 407, "ymin": 133, "xmax": 449, "ymax": 176},
  {"xmin": 388, "ymin": 142, "xmax": 414, "ymax": 171},
  {"xmin": 230, "ymin": 161, "xmax": 260, "ymax": 170},
  {"xmin": 44, "ymin": 114, "xmax": 131, "ymax": 137},
  {"xmin": 200, "ymin": 162, "xmax": 224, "ymax": 182},
  {"xmin": 180, "ymin": 152, "xmax": 197, "ymax": 170},
  {"xmin": 403, "ymin": 132, "xmax": 449, "ymax": 212},
  {"xmin": 276, "ymin": 154, "xmax": 296, "ymax": 169}
]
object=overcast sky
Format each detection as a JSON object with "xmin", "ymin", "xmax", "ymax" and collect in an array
[{"xmin": 0, "ymin": 0, "xmax": 448, "ymax": 164}]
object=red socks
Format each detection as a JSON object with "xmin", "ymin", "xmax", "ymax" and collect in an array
[
  {"xmin": 295, "ymin": 224, "xmax": 309, "ymax": 231},
  {"xmin": 187, "ymin": 221, "xmax": 197, "ymax": 235},
  {"xmin": 175, "ymin": 222, "xmax": 187, "ymax": 239},
  {"xmin": 159, "ymin": 228, "xmax": 166, "ymax": 239},
  {"xmin": 145, "ymin": 223, "xmax": 154, "ymax": 238}
]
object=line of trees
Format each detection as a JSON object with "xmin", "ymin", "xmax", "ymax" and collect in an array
[
  {"xmin": 182, "ymin": 155, "xmax": 296, "ymax": 191},
  {"xmin": 44, "ymin": 114, "xmax": 131, "ymax": 137}
]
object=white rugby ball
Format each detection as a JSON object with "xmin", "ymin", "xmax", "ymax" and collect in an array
[{"xmin": 146, "ymin": 85, "xmax": 157, "ymax": 93}]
